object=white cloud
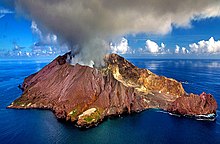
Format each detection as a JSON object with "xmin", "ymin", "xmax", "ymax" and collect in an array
[
  {"xmin": 110, "ymin": 37, "xmax": 220, "ymax": 56},
  {"xmin": 161, "ymin": 43, "xmax": 165, "ymax": 49},
  {"xmin": 110, "ymin": 37, "xmax": 129, "ymax": 54},
  {"xmin": 31, "ymin": 21, "xmax": 58, "ymax": 45},
  {"xmin": 18, "ymin": 0, "xmax": 220, "ymax": 37},
  {"xmin": 189, "ymin": 37, "xmax": 220, "ymax": 54},
  {"xmin": 145, "ymin": 40, "xmax": 166, "ymax": 54},
  {"xmin": 175, "ymin": 45, "xmax": 180, "ymax": 54},
  {"xmin": 45, "ymin": 34, "xmax": 57, "ymax": 45},
  {"xmin": 0, "ymin": 8, "xmax": 13, "ymax": 19},
  {"xmin": 28, "ymin": 21, "xmax": 68, "ymax": 57},
  {"xmin": 175, "ymin": 45, "xmax": 190, "ymax": 54},
  {"xmin": 182, "ymin": 47, "xmax": 189, "ymax": 54},
  {"xmin": 17, "ymin": 0, "xmax": 220, "ymax": 62},
  {"xmin": 0, "ymin": 9, "xmax": 13, "ymax": 14},
  {"xmin": 31, "ymin": 21, "xmax": 42, "ymax": 36}
]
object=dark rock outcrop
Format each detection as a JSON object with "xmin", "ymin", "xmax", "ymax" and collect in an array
[{"xmin": 7, "ymin": 53, "xmax": 218, "ymax": 127}]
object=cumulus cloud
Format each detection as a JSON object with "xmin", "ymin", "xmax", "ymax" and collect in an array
[
  {"xmin": 145, "ymin": 40, "xmax": 166, "ymax": 54},
  {"xmin": 175, "ymin": 45, "xmax": 190, "ymax": 54},
  {"xmin": 182, "ymin": 47, "xmax": 190, "ymax": 54},
  {"xmin": 175, "ymin": 45, "xmax": 180, "ymax": 54},
  {"xmin": 110, "ymin": 37, "xmax": 129, "ymax": 54},
  {"xmin": 15, "ymin": 0, "xmax": 220, "ymax": 64},
  {"xmin": 189, "ymin": 37, "xmax": 220, "ymax": 54}
]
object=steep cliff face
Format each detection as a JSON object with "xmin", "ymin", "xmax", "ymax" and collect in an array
[
  {"xmin": 167, "ymin": 92, "xmax": 217, "ymax": 116},
  {"xmin": 8, "ymin": 53, "xmax": 218, "ymax": 127}
]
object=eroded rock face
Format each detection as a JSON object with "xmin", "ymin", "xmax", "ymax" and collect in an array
[
  {"xmin": 7, "ymin": 53, "xmax": 218, "ymax": 128},
  {"xmin": 167, "ymin": 92, "xmax": 217, "ymax": 116}
]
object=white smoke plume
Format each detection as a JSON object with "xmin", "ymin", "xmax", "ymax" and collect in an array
[{"xmin": 16, "ymin": 0, "xmax": 220, "ymax": 66}]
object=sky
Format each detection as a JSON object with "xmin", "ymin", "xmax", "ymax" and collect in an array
[{"xmin": 1, "ymin": 0, "xmax": 220, "ymax": 59}]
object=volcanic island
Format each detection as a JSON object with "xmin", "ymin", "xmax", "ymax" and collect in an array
[{"xmin": 8, "ymin": 53, "xmax": 218, "ymax": 128}]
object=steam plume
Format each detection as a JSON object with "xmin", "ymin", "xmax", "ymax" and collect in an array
[{"xmin": 16, "ymin": 0, "xmax": 220, "ymax": 66}]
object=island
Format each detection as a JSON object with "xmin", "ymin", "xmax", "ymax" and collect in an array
[{"xmin": 8, "ymin": 53, "xmax": 218, "ymax": 128}]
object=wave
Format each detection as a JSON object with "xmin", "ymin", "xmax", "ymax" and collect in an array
[
  {"xmin": 168, "ymin": 113, "xmax": 181, "ymax": 117},
  {"xmin": 181, "ymin": 81, "xmax": 190, "ymax": 85},
  {"xmin": 195, "ymin": 118, "xmax": 215, "ymax": 121},
  {"xmin": 156, "ymin": 110, "xmax": 216, "ymax": 121},
  {"xmin": 156, "ymin": 110, "xmax": 169, "ymax": 114},
  {"xmin": 156, "ymin": 110, "xmax": 181, "ymax": 117},
  {"xmin": 196, "ymin": 113, "xmax": 216, "ymax": 118},
  {"xmin": 194, "ymin": 113, "xmax": 216, "ymax": 121}
]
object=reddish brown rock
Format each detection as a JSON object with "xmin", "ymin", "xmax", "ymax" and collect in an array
[
  {"xmin": 167, "ymin": 92, "xmax": 217, "ymax": 116},
  {"xmin": 7, "ymin": 53, "xmax": 218, "ymax": 128}
]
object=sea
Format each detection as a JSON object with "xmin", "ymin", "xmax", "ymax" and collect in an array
[{"xmin": 0, "ymin": 58, "xmax": 220, "ymax": 144}]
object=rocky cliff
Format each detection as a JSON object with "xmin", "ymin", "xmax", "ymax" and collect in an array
[{"xmin": 8, "ymin": 53, "xmax": 218, "ymax": 127}]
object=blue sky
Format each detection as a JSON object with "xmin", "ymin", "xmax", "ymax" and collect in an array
[
  {"xmin": 125, "ymin": 18, "xmax": 220, "ymax": 52},
  {"xmin": 1, "ymin": 1, "xmax": 220, "ymax": 58},
  {"xmin": 0, "ymin": 14, "xmax": 33, "ymax": 50},
  {"xmin": 0, "ymin": 9, "xmax": 67, "ymax": 57}
]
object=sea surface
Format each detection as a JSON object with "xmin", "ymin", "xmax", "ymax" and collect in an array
[{"xmin": 0, "ymin": 58, "xmax": 220, "ymax": 144}]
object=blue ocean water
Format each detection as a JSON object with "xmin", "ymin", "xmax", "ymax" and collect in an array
[{"xmin": 0, "ymin": 58, "xmax": 220, "ymax": 144}]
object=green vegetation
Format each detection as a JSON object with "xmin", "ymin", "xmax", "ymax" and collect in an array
[
  {"xmin": 69, "ymin": 109, "xmax": 78, "ymax": 121},
  {"xmin": 84, "ymin": 117, "xmax": 94, "ymax": 122},
  {"xmin": 69, "ymin": 109, "xmax": 77, "ymax": 116},
  {"xmin": 14, "ymin": 101, "xmax": 25, "ymax": 106},
  {"xmin": 83, "ymin": 109, "xmax": 102, "ymax": 123}
]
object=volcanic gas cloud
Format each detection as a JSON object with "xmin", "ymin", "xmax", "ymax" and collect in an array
[{"xmin": 16, "ymin": 0, "xmax": 220, "ymax": 66}]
